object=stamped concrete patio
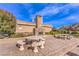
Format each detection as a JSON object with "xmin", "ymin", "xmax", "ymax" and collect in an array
[{"xmin": 0, "ymin": 35, "xmax": 79, "ymax": 56}]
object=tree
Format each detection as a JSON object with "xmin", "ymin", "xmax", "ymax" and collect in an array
[{"xmin": 0, "ymin": 9, "xmax": 16, "ymax": 36}]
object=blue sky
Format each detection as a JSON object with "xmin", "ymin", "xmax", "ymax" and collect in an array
[{"xmin": 0, "ymin": 3, "xmax": 79, "ymax": 28}]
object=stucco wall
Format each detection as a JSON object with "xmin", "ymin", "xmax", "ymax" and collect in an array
[
  {"xmin": 16, "ymin": 24, "xmax": 52, "ymax": 33},
  {"xmin": 16, "ymin": 19, "xmax": 52, "ymax": 33},
  {"xmin": 43, "ymin": 27, "xmax": 52, "ymax": 32},
  {"xmin": 16, "ymin": 25, "xmax": 35, "ymax": 33}
]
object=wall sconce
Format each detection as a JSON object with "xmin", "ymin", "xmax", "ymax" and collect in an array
[{"xmin": 19, "ymin": 27, "xmax": 22, "ymax": 29}]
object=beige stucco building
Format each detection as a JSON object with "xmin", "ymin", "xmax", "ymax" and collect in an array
[{"xmin": 16, "ymin": 16, "xmax": 52, "ymax": 34}]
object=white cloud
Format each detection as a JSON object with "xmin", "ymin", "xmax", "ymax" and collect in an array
[
  {"xmin": 32, "ymin": 4, "xmax": 71, "ymax": 17},
  {"xmin": 64, "ymin": 15, "xmax": 79, "ymax": 23},
  {"xmin": 31, "ymin": 3, "xmax": 79, "ymax": 27},
  {"xmin": 33, "ymin": 5, "xmax": 60, "ymax": 16},
  {"xmin": 35, "ymin": 6, "xmax": 60, "ymax": 16},
  {"xmin": 45, "ymin": 13, "xmax": 79, "ymax": 26},
  {"xmin": 33, "ymin": 3, "xmax": 79, "ymax": 17},
  {"xmin": 69, "ymin": 3, "xmax": 79, "ymax": 7}
]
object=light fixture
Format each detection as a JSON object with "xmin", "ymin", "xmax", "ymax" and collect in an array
[{"xmin": 19, "ymin": 27, "xmax": 22, "ymax": 29}]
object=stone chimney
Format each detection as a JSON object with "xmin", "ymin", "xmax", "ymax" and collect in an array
[
  {"xmin": 36, "ymin": 15, "xmax": 42, "ymax": 28},
  {"xmin": 34, "ymin": 15, "xmax": 43, "ymax": 35}
]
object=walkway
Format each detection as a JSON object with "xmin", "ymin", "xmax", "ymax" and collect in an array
[{"xmin": 0, "ymin": 35, "xmax": 79, "ymax": 56}]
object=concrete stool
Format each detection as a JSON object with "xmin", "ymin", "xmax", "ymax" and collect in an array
[
  {"xmin": 32, "ymin": 39, "xmax": 45, "ymax": 53},
  {"xmin": 17, "ymin": 40, "xmax": 25, "ymax": 51}
]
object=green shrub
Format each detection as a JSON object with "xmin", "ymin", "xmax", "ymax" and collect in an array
[
  {"xmin": 72, "ymin": 34, "xmax": 79, "ymax": 37},
  {"xmin": 10, "ymin": 33, "xmax": 27, "ymax": 38},
  {"xmin": 71, "ymin": 31, "xmax": 79, "ymax": 34},
  {"xmin": 10, "ymin": 33, "xmax": 33, "ymax": 38},
  {"xmin": 46, "ymin": 29, "xmax": 70, "ymax": 35},
  {"xmin": 0, "ymin": 35, "xmax": 5, "ymax": 39},
  {"xmin": 71, "ymin": 31, "xmax": 78, "ymax": 34}
]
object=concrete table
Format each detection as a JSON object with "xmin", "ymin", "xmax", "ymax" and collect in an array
[{"xmin": 17, "ymin": 35, "xmax": 45, "ymax": 53}]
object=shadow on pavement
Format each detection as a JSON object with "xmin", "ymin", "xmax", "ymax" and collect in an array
[{"xmin": 66, "ymin": 52, "xmax": 79, "ymax": 56}]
